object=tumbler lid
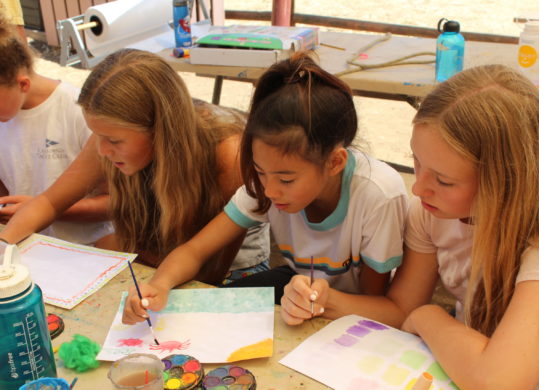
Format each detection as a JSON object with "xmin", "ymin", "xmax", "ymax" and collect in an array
[
  {"xmin": 438, "ymin": 18, "xmax": 460, "ymax": 33},
  {"xmin": 0, "ymin": 242, "xmax": 32, "ymax": 299}
]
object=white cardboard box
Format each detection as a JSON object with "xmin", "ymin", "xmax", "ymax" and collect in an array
[{"xmin": 189, "ymin": 25, "xmax": 319, "ymax": 67}]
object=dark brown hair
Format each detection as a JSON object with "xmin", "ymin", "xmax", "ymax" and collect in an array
[
  {"xmin": 0, "ymin": 9, "xmax": 33, "ymax": 85},
  {"xmin": 240, "ymin": 51, "xmax": 358, "ymax": 212}
]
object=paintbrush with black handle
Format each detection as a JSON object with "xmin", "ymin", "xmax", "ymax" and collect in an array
[{"xmin": 127, "ymin": 261, "xmax": 160, "ymax": 345}]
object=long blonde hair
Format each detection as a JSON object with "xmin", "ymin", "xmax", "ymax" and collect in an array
[
  {"xmin": 78, "ymin": 49, "xmax": 242, "ymax": 263},
  {"xmin": 413, "ymin": 64, "xmax": 539, "ymax": 336}
]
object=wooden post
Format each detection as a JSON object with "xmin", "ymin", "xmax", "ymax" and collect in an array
[{"xmin": 271, "ymin": 0, "xmax": 294, "ymax": 26}]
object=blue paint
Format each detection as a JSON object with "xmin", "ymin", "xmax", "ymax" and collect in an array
[{"xmin": 118, "ymin": 288, "xmax": 274, "ymax": 315}]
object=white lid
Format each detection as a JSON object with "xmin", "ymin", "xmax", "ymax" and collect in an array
[
  {"xmin": 524, "ymin": 21, "xmax": 539, "ymax": 32},
  {"xmin": 0, "ymin": 243, "xmax": 32, "ymax": 299}
]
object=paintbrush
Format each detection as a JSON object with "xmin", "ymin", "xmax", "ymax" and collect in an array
[
  {"xmin": 127, "ymin": 261, "xmax": 160, "ymax": 345},
  {"xmin": 310, "ymin": 255, "xmax": 314, "ymax": 316}
]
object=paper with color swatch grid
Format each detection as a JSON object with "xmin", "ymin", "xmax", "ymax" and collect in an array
[
  {"xmin": 280, "ymin": 314, "xmax": 460, "ymax": 390},
  {"xmin": 18, "ymin": 234, "xmax": 136, "ymax": 309},
  {"xmin": 98, "ymin": 287, "xmax": 274, "ymax": 363}
]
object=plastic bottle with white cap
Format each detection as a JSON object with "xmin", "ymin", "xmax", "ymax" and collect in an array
[
  {"xmin": 518, "ymin": 21, "xmax": 539, "ymax": 86},
  {"xmin": 0, "ymin": 241, "xmax": 57, "ymax": 389}
]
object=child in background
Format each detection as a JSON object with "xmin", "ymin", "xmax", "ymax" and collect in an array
[
  {"xmin": 0, "ymin": 12, "xmax": 112, "ymax": 244},
  {"xmin": 122, "ymin": 52, "xmax": 408, "ymax": 324},
  {"xmin": 0, "ymin": 48, "xmax": 269, "ymax": 284},
  {"xmin": 283, "ymin": 64, "xmax": 539, "ymax": 389},
  {"xmin": 0, "ymin": 0, "xmax": 26, "ymax": 42}
]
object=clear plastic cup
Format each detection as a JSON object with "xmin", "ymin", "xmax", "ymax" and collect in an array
[{"xmin": 108, "ymin": 353, "xmax": 164, "ymax": 390}]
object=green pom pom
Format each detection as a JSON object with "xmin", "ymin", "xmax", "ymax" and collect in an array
[{"xmin": 58, "ymin": 334, "xmax": 101, "ymax": 372}]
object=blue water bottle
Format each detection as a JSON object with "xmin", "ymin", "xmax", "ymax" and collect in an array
[
  {"xmin": 435, "ymin": 18, "xmax": 465, "ymax": 82},
  {"xmin": 173, "ymin": 0, "xmax": 192, "ymax": 48},
  {"xmin": 0, "ymin": 242, "xmax": 57, "ymax": 389}
]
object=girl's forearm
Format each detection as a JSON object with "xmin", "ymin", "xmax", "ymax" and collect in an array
[
  {"xmin": 409, "ymin": 305, "xmax": 493, "ymax": 389},
  {"xmin": 58, "ymin": 195, "xmax": 110, "ymax": 222},
  {"xmin": 323, "ymin": 288, "xmax": 407, "ymax": 328},
  {"xmin": 149, "ymin": 243, "xmax": 204, "ymax": 291}
]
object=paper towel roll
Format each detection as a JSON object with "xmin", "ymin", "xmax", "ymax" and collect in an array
[{"xmin": 84, "ymin": 0, "xmax": 174, "ymax": 57}]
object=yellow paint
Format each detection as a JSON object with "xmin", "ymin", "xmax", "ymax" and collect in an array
[
  {"xmin": 165, "ymin": 378, "xmax": 181, "ymax": 389},
  {"xmin": 227, "ymin": 338, "xmax": 273, "ymax": 362},
  {"xmin": 53, "ymin": 346, "xmax": 59, "ymax": 354},
  {"xmin": 357, "ymin": 355, "xmax": 384, "ymax": 374},
  {"xmin": 155, "ymin": 317, "xmax": 167, "ymax": 331}
]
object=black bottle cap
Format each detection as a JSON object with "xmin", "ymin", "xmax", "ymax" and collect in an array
[{"xmin": 437, "ymin": 18, "xmax": 460, "ymax": 33}]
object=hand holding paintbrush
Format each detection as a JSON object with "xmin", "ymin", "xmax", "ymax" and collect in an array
[{"xmin": 127, "ymin": 261, "xmax": 160, "ymax": 345}]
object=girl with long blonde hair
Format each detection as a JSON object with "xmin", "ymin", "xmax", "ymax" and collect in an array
[
  {"xmin": 0, "ymin": 49, "xmax": 269, "ymax": 284},
  {"xmin": 283, "ymin": 64, "xmax": 539, "ymax": 389}
]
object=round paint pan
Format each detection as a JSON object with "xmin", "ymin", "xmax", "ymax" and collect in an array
[
  {"xmin": 202, "ymin": 365, "xmax": 256, "ymax": 389},
  {"xmin": 161, "ymin": 354, "xmax": 204, "ymax": 390},
  {"xmin": 47, "ymin": 313, "xmax": 64, "ymax": 339}
]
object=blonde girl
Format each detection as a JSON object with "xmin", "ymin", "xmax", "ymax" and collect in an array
[
  {"xmin": 284, "ymin": 64, "xmax": 539, "ymax": 389},
  {"xmin": 0, "ymin": 49, "xmax": 269, "ymax": 284},
  {"xmin": 122, "ymin": 52, "xmax": 408, "ymax": 323},
  {"xmin": 0, "ymin": 11, "xmax": 111, "ymax": 244}
]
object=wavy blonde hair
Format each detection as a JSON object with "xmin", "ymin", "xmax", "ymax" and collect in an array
[
  {"xmin": 413, "ymin": 64, "xmax": 539, "ymax": 336},
  {"xmin": 78, "ymin": 49, "xmax": 243, "ymax": 263}
]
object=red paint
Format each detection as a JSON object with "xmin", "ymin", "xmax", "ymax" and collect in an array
[
  {"xmin": 117, "ymin": 338, "xmax": 144, "ymax": 347},
  {"xmin": 184, "ymin": 359, "xmax": 201, "ymax": 371},
  {"xmin": 149, "ymin": 340, "xmax": 190, "ymax": 353}
]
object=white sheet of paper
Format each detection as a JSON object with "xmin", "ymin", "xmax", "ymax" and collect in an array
[
  {"xmin": 98, "ymin": 287, "xmax": 274, "ymax": 363},
  {"xmin": 280, "ymin": 315, "xmax": 459, "ymax": 390},
  {"xmin": 18, "ymin": 234, "xmax": 136, "ymax": 309}
]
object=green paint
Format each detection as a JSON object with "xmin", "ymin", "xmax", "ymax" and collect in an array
[
  {"xmin": 448, "ymin": 381, "xmax": 461, "ymax": 389},
  {"xmin": 427, "ymin": 361, "xmax": 450, "ymax": 381},
  {"xmin": 356, "ymin": 355, "xmax": 384, "ymax": 374},
  {"xmin": 118, "ymin": 288, "xmax": 274, "ymax": 314},
  {"xmin": 197, "ymin": 33, "xmax": 284, "ymax": 49},
  {"xmin": 381, "ymin": 364, "xmax": 410, "ymax": 386},
  {"xmin": 399, "ymin": 350, "xmax": 428, "ymax": 370},
  {"xmin": 163, "ymin": 288, "xmax": 274, "ymax": 313}
]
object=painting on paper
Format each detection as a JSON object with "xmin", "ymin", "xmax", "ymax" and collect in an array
[
  {"xmin": 18, "ymin": 234, "xmax": 136, "ymax": 309},
  {"xmin": 280, "ymin": 315, "xmax": 459, "ymax": 390},
  {"xmin": 98, "ymin": 287, "xmax": 274, "ymax": 363}
]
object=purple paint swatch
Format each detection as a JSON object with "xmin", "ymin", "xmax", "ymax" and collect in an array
[
  {"xmin": 335, "ymin": 334, "xmax": 358, "ymax": 347},
  {"xmin": 346, "ymin": 325, "xmax": 371, "ymax": 337},
  {"xmin": 358, "ymin": 319, "xmax": 389, "ymax": 330}
]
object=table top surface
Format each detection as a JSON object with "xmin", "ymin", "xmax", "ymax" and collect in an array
[
  {"xmin": 159, "ymin": 30, "xmax": 518, "ymax": 99},
  {"xmin": 48, "ymin": 263, "xmax": 331, "ymax": 389}
]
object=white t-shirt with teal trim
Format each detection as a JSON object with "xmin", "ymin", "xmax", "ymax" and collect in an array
[{"xmin": 224, "ymin": 149, "xmax": 408, "ymax": 294}]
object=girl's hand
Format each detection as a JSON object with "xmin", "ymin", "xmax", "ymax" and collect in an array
[
  {"xmin": 122, "ymin": 283, "xmax": 170, "ymax": 325},
  {"xmin": 0, "ymin": 195, "xmax": 32, "ymax": 224},
  {"xmin": 280, "ymin": 275, "xmax": 329, "ymax": 325}
]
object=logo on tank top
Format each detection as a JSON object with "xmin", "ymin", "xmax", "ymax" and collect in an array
[{"xmin": 37, "ymin": 139, "xmax": 67, "ymax": 160}]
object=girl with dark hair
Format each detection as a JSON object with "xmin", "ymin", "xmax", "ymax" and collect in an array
[{"xmin": 123, "ymin": 52, "xmax": 408, "ymax": 325}]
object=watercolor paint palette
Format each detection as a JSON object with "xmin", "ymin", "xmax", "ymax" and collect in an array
[
  {"xmin": 161, "ymin": 354, "xmax": 204, "ymax": 390},
  {"xmin": 202, "ymin": 365, "xmax": 256, "ymax": 389},
  {"xmin": 280, "ymin": 315, "xmax": 460, "ymax": 390}
]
